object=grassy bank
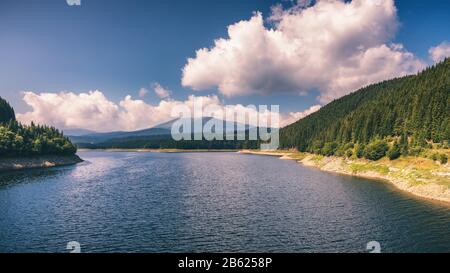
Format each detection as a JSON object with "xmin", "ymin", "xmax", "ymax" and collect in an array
[
  {"xmin": 239, "ymin": 150, "xmax": 450, "ymax": 204},
  {"xmin": 0, "ymin": 155, "xmax": 83, "ymax": 172}
]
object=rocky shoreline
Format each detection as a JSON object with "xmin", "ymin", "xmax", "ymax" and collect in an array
[
  {"xmin": 0, "ymin": 155, "xmax": 83, "ymax": 172},
  {"xmin": 239, "ymin": 150, "xmax": 450, "ymax": 204}
]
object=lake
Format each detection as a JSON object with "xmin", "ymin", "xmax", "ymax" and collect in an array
[{"xmin": 0, "ymin": 151, "xmax": 449, "ymax": 253}]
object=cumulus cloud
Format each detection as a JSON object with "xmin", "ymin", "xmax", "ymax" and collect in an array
[
  {"xmin": 182, "ymin": 0, "xmax": 426, "ymax": 103},
  {"xmin": 17, "ymin": 91, "xmax": 216, "ymax": 132},
  {"xmin": 429, "ymin": 42, "xmax": 450, "ymax": 63},
  {"xmin": 152, "ymin": 82, "xmax": 171, "ymax": 99},
  {"xmin": 16, "ymin": 90, "xmax": 300, "ymax": 131},
  {"xmin": 281, "ymin": 104, "xmax": 321, "ymax": 127},
  {"xmin": 138, "ymin": 87, "xmax": 149, "ymax": 97}
]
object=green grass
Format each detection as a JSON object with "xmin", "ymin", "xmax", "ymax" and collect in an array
[{"xmin": 349, "ymin": 162, "xmax": 390, "ymax": 175}]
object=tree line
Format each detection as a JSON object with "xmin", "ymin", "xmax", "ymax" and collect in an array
[
  {"xmin": 0, "ymin": 96, "xmax": 15, "ymax": 124},
  {"xmin": 75, "ymin": 133, "xmax": 261, "ymax": 150},
  {"xmin": 0, "ymin": 96, "xmax": 77, "ymax": 157},
  {"xmin": 280, "ymin": 58, "xmax": 450, "ymax": 161}
]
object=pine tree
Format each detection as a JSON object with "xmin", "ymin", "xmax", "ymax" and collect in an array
[
  {"xmin": 280, "ymin": 58, "xmax": 450, "ymax": 154},
  {"xmin": 0, "ymin": 96, "xmax": 15, "ymax": 124}
]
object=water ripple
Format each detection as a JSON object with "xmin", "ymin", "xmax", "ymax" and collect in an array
[{"xmin": 0, "ymin": 151, "xmax": 449, "ymax": 253}]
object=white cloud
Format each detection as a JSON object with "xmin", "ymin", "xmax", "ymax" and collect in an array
[
  {"xmin": 138, "ymin": 87, "xmax": 149, "ymax": 97},
  {"xmin": 281, "ymin": 104, "xmax": 321, "ymax": 127},
  {"xmin": 16, "ymin": 90, "xmax": 299, "ymax": 131},
  {"xmin": 152, "ymin": 82, "xmax": 171, "ymax": 99},
  {"xmin": 17, "ymin": 91, "xmax": 120, "ymax": 131},
  {"xmin": 182, "ymin": 0, "xmax": 426, "ymax": 103},
  {"xmin": 17, "ymin": 91, "xmax": 217, "ymax": 132},
  {"xmin": 429, "ymin": 42, "xmax": 450, "ymax": 63}
]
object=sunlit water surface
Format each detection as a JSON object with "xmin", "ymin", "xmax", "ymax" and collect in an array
[{"xmin": 0, "ymin": 151, "xmax": 449, "ymax": 252}]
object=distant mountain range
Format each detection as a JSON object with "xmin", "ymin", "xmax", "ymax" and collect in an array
[
  {"xmin": 68, "ymin": 117, "xmax": 258, "ymax": 149},
  {"xmin": 68, "ymin": 127, "xmax": 171, "ymax": 145},
  {"xmin": 62, "ymin": 128, "xmax": 97, "ymax": 136},
  {"xmin": 64, "ymin": 59, "xmax": 450, "ymax": 152}
]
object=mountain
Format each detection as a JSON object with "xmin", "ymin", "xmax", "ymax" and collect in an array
[
  {"xmin": 68, "ymin": 127, "xmax": 171, "ymax": 144},
  {"xmin": 280, "ymin": 58, "xmax": 450, "ymax": 152},
  {"xmin": 67, "ymin": 118, "xmax": 197, "ymax": 144},
  {"xmin": 69, "ymin": 117, "xmax": 252, "ymax": 145},
  {"xmin": 70, "ymin": 117, "xmax": 261, "ymax": 149},
  {"xmin": 0, "ymin": 96, "xmax": 15, "ymax": 124},
  {"xmin": 63, "ymin": 128, "xmax": 97, "ymax": 136},
  {"xmin": 153, "ymin": 117, "xmax": 253, "ymax": 132}
]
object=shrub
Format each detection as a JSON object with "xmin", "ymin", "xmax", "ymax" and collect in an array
[
  {"xmin": 322, "ymin": 142, "xmax": 338, "ymax": 156},
  {"xmin": 311, "ymin": 140, "xmax": 324, "ymax": 155},
  {"xmin": 364, "ymin": 139, "xmax": 388, "ymax": 161},
  {"xmin": 387, "ymin": 142, "xmax": 401, "ymax": 160},
  {"xmin": 355, "ymin": 144, "xmax": 365, "ymax": 159},
  {"xmin": 440, "ymin": 154, "xmax": 448, "ymax": 165},
  {"xmin": 335, "ymin": 148, "xmax": 345, "ymax": 157},
  {"xmin": 431, "ymin": 153, "xmax": 439, "ymax": 161},
  {"xmin": 344, "ymin": 143, "xmax": 355, "ymax": 150},
  {"xmin": 401, "ymin": 145, "xmax": 409, "ymax": 156},
  {"xmin": 400, "ymin": 134, "xmax": 409, "ymax": 156},
  {"xmin": 409, "ymin": 146, "xmax": 423, "ymax": 157},
  {"xmin": 345, "ymin": 149, "xmax": 353, "ymax": 158}
]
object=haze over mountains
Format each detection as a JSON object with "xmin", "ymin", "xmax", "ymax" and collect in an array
[
  {"xmin": 68, "ymin": 117, "xmax": 256, "ymax": 147},
  {"xmin": 66, "ymin": 59, "xmax": 450, "ymax": 151}
]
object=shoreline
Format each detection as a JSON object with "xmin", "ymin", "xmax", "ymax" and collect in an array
[
  {"xmin": 65, "ymin": 148, "xmax": 450, "ymax": 204},
  {"xmin": 0, "ymin": 155, "xmax": 83, "ymax": 172},
  {"xmin": 239, "ymin": 150, "xmax": 450, "ymax": 204}
]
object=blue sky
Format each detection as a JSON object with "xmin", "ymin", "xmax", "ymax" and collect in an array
[
  {"xmin": 0, "ymin": 0, "xmax": 449, "ymax": 131},
  {"xmin": 0, "ymin": 0, "xmax": 281, "ymax": 110}
]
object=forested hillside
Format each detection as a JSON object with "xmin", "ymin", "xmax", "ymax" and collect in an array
[
  {"xmin": 0, "ymin": 96, "xmax": 15, "ymax": 124},
  {"xmin": 280, "ymin": 58, "xmax": 450, "ymax": 160},
  {"xmin": 0, "ymin": 96, "xmax": 77, "ymax": 157}
]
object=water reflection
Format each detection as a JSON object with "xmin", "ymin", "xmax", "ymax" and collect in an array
[{"xmin": 0, "ymin": 151, "xmax": 449, "ymax": 253}]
